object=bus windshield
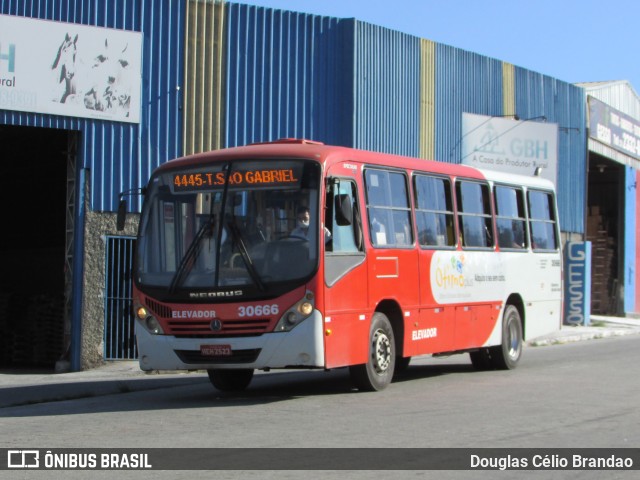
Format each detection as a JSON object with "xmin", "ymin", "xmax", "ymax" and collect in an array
[{"xmin": 135, "ymin": 158, "xmax": 321, "ymax": 300}]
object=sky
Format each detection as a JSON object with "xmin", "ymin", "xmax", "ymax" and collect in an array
[{"xmin": 237, "ymin": 0, "xmax": 640, "ymax": 94}]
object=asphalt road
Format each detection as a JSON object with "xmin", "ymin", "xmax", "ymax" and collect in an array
[{"xmin": 1, "ymin": 336, "xmax": 639, "ymax": 479}]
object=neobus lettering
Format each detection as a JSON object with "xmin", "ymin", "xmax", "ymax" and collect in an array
[{"xmin": 189, "ymin": 291, "xmax": 242, "ymax": 298}]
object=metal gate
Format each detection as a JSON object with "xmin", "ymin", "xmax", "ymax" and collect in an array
[{"xmin": 104, "ymin": 236, "xmax": 137, "ymax": 360}]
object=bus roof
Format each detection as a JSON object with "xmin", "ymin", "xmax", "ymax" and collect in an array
[
  {"xmin": 158, "ymin": 139, "xmax": 553, "ymax": 188},
  {"xmin": 477, "ymin": 168, "xmax": 556, "ymax": 190}
]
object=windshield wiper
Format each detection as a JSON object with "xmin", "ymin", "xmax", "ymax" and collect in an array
[
  {"xmin": 227, "ymin": 221, "xmax": 266, "ymax": 291},
  {"xmin": 169, "ymin": 217, "xmax": 214, "ymax": 293}
]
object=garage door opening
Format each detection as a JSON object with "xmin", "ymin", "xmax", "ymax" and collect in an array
[
  {"xmin": 0, "ymin": 125, "xmax": 74, "ymax": 370},
  {"xmin": 587, "ymin": 154, "xmax": 624, "ymax": 315}
]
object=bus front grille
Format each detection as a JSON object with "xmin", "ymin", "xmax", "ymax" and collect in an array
[{"xmin": 167, "ymin": 318, "xmax": 271, "ymax": 336}]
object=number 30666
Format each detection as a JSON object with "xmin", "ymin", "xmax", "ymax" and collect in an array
[{"xmin": 238, "ymin": 304, "xmax": 279, "ymax": 317}]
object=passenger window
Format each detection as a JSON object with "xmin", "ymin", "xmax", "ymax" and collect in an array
[
  {"xmin": 456, "ymin": 180, "xmax": 493, "ymax": 248},
  {"xmin": 528, "ymin": 190, "xmax": 558, "ymax": 251},
  {"xmin": 413, "ymin": 175, "xmax": 455, "ymax": 247},
  {"xmin": 494, "ymin": 185, "xmax": 527, "ymax": 250},
  {"xmin": 364, "ymin": 169, "xmax": 413, "ymax": 247}
]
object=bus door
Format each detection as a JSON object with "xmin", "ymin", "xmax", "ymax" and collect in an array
[
  {"xmin": 323, "ymin": 174, "xmax": 368, "ymax": 368},
  {"xmin": 412, "ymin": 173, "xmax": 457, "ymax": 355},
  {"xmin": 363, "ymin": 168, "xmax": 420, "ymax": 356}
]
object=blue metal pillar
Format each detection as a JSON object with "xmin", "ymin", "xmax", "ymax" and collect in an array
[
  {"xmin": 624, "ymin": 166, "xmax": 637, "ymax": 314},
  {"xmin": 70, "ymin": 168, "xmax": 87, "ymax": 371}
]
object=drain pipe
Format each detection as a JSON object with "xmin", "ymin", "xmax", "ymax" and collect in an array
[{"xmin": 70, "ymin": 168, "xmax": 87, "ymax": 372}]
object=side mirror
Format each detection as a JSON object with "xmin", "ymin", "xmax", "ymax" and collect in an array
[
  {"xmin": 335, "ymin": 194, "xmax": 353, "ymax": 226},
  {"xmin": 116, "ymin": 198, "xmax": 127, "ymax": 231}
]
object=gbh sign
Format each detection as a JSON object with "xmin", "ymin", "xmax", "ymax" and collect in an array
[{"xmin": 461, "ymin": 113, "xmax": 559, "ymax": 187}]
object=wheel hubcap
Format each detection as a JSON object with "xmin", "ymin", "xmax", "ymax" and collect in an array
[
  {"xmin": 507, "ymin": 316, "xmax": 521, "ymax": 360},
  {"xmin": 373, "ymin": 329, "xmax": 391, "ymax": 373}
]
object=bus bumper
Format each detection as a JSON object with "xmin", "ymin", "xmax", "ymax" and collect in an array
[{"xmin": 136, "ymin": 310, "xmax": 325, "ymax": 371}]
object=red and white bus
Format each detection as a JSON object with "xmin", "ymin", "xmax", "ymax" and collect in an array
[{"xmin": 124, "ymin": 139, "xmax": 562, "ymax": 391}]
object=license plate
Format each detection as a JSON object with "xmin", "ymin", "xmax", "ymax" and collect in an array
[{"xmin": 200, "ymin": 344, "xmax": 232, "ymax": 357}]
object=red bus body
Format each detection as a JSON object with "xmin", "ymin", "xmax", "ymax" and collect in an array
[{"xmin": 131, "ymin": 140, "xmax": 562, "ymax": 391}]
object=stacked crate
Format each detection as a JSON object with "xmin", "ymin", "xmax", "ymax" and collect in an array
[
  {"xmin": 27, "ymin": 294, "xmax": 65, "ymax": 366},
  {"xmin": 586, "ymin": 207, "xmax": 618, "ymax": 314},
  {"xmin": 1, "ymin": 292, "xmax": 65, "ymax": 368}
]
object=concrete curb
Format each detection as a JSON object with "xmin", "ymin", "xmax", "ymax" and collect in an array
[{"xmin": 527, "ymin": 317, "xmax": 640, "ymax": 347}]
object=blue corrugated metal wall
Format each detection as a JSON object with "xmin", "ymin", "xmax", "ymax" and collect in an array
[
  {"xmin": 2, "ymin": 1, "xmax": 589, "ymax": 233},
  {"xmin": 224, "ymin": 3, "xmax": 352, "ymax": 148},
  {"xmin": 514, "ymin": 68, "xmax": 587, "ymax": 234},
  {"xmin": 352, "ymin": 21, "xmax": 420, "ymax": 157},
  {"xmin": 224, "ymin": 5, "xmax": 421, "ymax": 157},
  {"xmin": 434, "ymin": 44, "xmax": 505, "ymax": 164},
  {"xmin": 0, "ymin": 0, "xmax": 184, "ymax": 213}
]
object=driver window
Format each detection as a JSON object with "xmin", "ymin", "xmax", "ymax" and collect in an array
[
  {"xmin": 327, "ymin": 180, "xmax": 362, "ymax": 253},
  {"xmin": 325, "ymin": 178, "xmax": 365, "ymax": 286}
]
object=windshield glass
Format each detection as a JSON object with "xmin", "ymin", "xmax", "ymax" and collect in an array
[{"xmin": 136, "ymin": 159, "xmax": 321, "ymax": 300}]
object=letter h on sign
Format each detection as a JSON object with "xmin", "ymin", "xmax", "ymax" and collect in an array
[{"xmin": 0, "ymin": 43, "xmax": 16, "ymax": 73}]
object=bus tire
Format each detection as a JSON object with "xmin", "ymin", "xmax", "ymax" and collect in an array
[
  {"xmin": 207, "ymin": 369, "xmax": 254, "ymax": 392},
  {"xmin": 469, "ymin": 348, "xmax": 493, "ymax": 370},
  {"xmin": 394, "ymin": 356, "xmax": 411, "ymax": 376},
  {"xmin": 490, "ymin": 305, "xmax": 523, "ymax": 370},
  {"xmin": 349, "ymin": 312, "xmax": 396, "ymax": 391}
]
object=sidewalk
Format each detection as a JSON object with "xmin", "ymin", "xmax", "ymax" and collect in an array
[
  {"xmin": 1, "ymin": 316, "xmax": 639, "ymax": 408},
  {"xmin": 0, "ymin": 363, "xmax": 208, "ymax": 409},
  {"xmin": 526, "ymin": 315, "xmax": 640, "ymax": 346}
]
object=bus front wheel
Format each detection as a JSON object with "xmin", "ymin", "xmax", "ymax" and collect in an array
[
  {"xmin": 207, "ymin": 369, "xmax": 254, "ymax": 392},
  {"xmin": 490, "ymin": 305, "xmax": 523, "ymax": 370},
  {"xmin": 350, "ymin": 312, "xmax": 396, "ymax": 391}
]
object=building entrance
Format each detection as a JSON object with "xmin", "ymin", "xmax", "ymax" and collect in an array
[
  {"xmin": 0, "ymin": 125, "xmax": 74, "ymax": 369},
  {"xmin": 587, "ymin": 154, "xmax": 624, "ymax": 315}
]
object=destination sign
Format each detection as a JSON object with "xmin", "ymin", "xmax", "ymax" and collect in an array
[{"xmin": 172, "ymin": 167, "xmax": 301, "ymax": 192}]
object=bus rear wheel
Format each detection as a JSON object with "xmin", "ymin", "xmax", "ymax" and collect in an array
[
  {"xmin": 350, "ymin": 312, "xmax": 396, "ymax": 391},
  {"xmin": 207, "ymin": 369, "xmax": 254, "ymax": 392},
  {"xmin": 490, "ymin": 305, "xmax": 523, "ymax": 370}
]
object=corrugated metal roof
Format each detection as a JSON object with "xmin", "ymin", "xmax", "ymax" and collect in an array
[
  {"xmin": 578, "ymin": 80, "xmax": 640, "ymax": 119},
  {"xmin": 0, "ymin": 0, "xmax": 184, "ymax": 212}
]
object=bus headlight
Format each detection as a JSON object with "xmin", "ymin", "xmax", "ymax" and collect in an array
[
  {"xmin": 135, "ymin": 305, "xmax": 164, "ymax": 335},
  {"xmin": 299, "ymin": 301, "xmax": 313, "ymax": 316},
  {"xmin": 276, "ymin": 292, "xmax": 315, "ymax": 332}
]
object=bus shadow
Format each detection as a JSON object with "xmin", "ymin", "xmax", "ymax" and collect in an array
[
  {"xmin": 0, "ymin": 361, "xmax": 477, "ymax": 417},
  {"xmin": 391, "ymin": 362, "xmax": 475, "ymax": 383}
]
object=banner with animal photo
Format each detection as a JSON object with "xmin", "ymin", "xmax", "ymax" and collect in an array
[{"xmin": 0, "ymin": 14, "xmax": 142, "ymax": 124}]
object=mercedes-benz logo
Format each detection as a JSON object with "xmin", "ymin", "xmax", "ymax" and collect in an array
[{"xmin": 210, "ymin": 319, "xmax": 223, "ymax": 331}]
